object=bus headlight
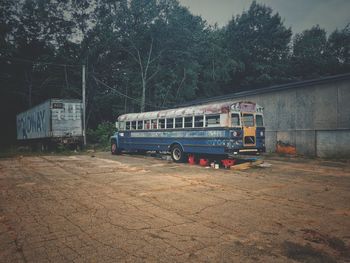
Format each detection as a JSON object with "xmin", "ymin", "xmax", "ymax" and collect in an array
[{"xmin": 260, "ymin": 131, "xmax": 264, "ymax": 137}]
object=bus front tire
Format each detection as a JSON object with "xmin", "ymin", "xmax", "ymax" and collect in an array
[
  {"xmin": 171, "ymin": 145, "xmax": 185, "ymax": 163},
  {"xmin": 111, "ymin": 142, "xmax": 120, "ymax": 155}
]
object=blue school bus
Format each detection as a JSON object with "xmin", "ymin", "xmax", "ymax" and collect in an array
[{"xmin": 110, "ymin": 101, "xmax": 265, "ymax": 162}]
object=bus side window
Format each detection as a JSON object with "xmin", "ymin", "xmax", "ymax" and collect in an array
[
  {"xmin": 137, "ymin": 120, "xmax": 143, "ymax": 130},
  {"xmin": 175, "ymin": 117, "xmax": 182, "ymax": 128},
  {"xmin": 126, "ymin": 121, "xmax": 130, "ymax": 130},
  {"xmin": 145, "ymin": 120, "xmax": 150, "ymax": 130},
  {"xmin": 166, "ymin": 118, "xmax": 174, "ymax": 129},
  {"xmin": 256, "ymin": 114, "xmax": 264, "ymax": 127},
  {"xmin": 205, "ymin": 115, "xmax": 220, "ymax": 127},
  {"xmin": 119, "ymin": 121, "xmax": 126, "ymax": 130},
  {"xmin": 131, "ymin": 121, "xmax": 137, "ymax": 130},
  {"xmin": 151, "ymin": 119, "xmax": 157, "ymax": 129},
  {"xmin": 195, "ymin": 116, "xmax": 204, "ymax": 127},
  {"xmin": 159, "ymin": 119, "xmax": 165, "ymax": 129},
  {"xmin": 231, "ymin": 113, "xmax": 240, "ymax": 126},
  {"xmin": 184, "ymin": 117, "xmax": 193, "ymax": 128}
]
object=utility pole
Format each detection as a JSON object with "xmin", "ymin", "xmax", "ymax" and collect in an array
[
  {"xmin": 124, "ymin": 84, "xmax": 128, "ymax": 113},
  {"xmin": 82, "ymin": 65, "xmax": 86, "ymax": 146}
]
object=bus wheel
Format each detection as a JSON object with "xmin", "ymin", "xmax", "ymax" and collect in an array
[
  {"xmin": 111, "ymin": 141, "xmax": 120, "ymax": 155},
  {"xmin": 171, "ymin": 145, "xmax": 185, "ymax": 163}
]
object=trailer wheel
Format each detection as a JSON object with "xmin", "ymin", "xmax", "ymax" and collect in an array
[
  {"xmin": 111, "ymin": 141, "xmax": 120, "ymax": 155},
  {"xmin": 171, "ymin": 144, "xmax": 185, "ymax": 163}
]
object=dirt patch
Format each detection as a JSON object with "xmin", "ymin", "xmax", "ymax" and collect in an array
[
  {"xmin": 282, "ymin": 241, "xmax": 336, "ymax": 263},
  {"xmin": 302, "ymin": 229, "xmax": 350, "ymax": 258},
  {"xmin": 221, "ymin": 240, "xmax": 273, "ymax": 261}
]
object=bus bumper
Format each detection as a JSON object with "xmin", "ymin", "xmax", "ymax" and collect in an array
[{"xmin": 225, "ymin": 147, "xmax": 265, "ymax": 155}]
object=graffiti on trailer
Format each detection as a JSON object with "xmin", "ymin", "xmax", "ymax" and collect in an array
[{"xmin": 17, "ymin": 110, "xmax": 46, "ymax": 139}]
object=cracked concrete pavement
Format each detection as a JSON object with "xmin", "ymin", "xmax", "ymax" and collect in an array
[{"xmin": 0, "ymin": 152, "xmax": 349, "ymax": 262}]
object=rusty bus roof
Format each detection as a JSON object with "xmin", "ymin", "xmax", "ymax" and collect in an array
[{"xmin": 118, "ymin": 101, "xmax": 262, "ymax": 121}]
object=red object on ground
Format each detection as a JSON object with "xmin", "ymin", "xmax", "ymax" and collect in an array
[
  {"xmin": 188, "ymin": 154, "xmax": 195, "ymax": 165},
  {"xmin": 221, "ymin": 159, "xmax": 236, "ymax": 168},
  {"xmin": 199, "ymin": 159, "xmax": 209, "ymax": 166}
]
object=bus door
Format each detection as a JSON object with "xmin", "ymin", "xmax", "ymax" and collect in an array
[{"xmin": 241, "ymin": 113, "xmax": 256, "ymax": 146}]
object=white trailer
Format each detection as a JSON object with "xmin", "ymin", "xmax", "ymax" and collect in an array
[{"xmin": 16, "ymin": 99, "xmax": 83, "ymax": 147}]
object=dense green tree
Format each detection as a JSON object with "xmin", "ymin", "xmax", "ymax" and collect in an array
[
  {"xmin": 148, "ymin": 1, "xmax": 206, "ymax": 106},
  {"xmin": 0, "ymin": 0, "xmax": 18, "ymax": 88},
  {"xmin": 291, "ymin": 25, "xmax": 328, "ymax": 78},
  {"xmin": 10, "ymin": 0, "xmax": 76, "ymax": 107},
  {"xmin": 224, "ymin": 1, "xmax": 292, "ymax": 89},
  {"xmin": 0, "ymin": 0, "xmax": 21, "ymax": 145},
  {"xmin": 0, "ymin": 0, "xmax": 17, "ymax": 50},
  {"xmin": 196, "ymin": 26, "xmax": 238, "ymax": 97},
  {"xmin": 86, "ymin": 0, "xmax": 207, "ymax": 115},
  {"xmin": 327, "ymin": 24, "xmax": 350, "ymax": 74}
]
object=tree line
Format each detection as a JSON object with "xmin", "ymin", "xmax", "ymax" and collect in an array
[{"xmin": 0, "ymin": 0, "xmax": 349, "ymax": 145}]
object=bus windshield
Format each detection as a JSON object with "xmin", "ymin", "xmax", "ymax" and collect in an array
[{"xmin": 242, "ymin": 113, "xmax": 254, "ymax": 127}]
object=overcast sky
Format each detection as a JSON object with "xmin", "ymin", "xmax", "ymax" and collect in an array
[{"xmin": 178, "ymin": 0, "xmax": 350, "ymax": 34}]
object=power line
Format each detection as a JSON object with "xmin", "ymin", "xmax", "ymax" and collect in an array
[
  {"xmin": 92, "ymin": 75, "xmax": 167, "ymax": 110},
  {"xmin": 93, "ymin": 76, "xmax": 137, "ymax": 101}
]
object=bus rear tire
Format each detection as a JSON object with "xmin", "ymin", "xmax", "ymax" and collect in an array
[
  {"xmin": 111, "ymin": 141, "xmax": 120, "ymax": 155},
  {"xmin": 171, "ymin": 144, "xmax": 185, "ymax": 163}
]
